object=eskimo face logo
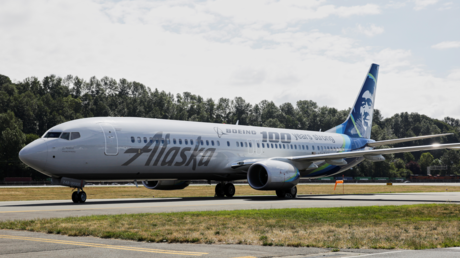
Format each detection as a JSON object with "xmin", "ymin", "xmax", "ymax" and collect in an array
[{"xmin": 214, "ymin": 127, "xmax": 226, "ymax": 138}]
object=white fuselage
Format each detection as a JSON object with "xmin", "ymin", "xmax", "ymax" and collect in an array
[{"xmin": 21, "ymin": 117, "xmax": 359, "ymax": 181}]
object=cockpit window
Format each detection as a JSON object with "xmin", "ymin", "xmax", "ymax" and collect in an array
[
  {"xmin": 44, "ymin": 132, "xmax": 62, "ymax": 138},
  {"xmin": 60, "ymin": 132, "xmax": 70, "ymax": 140},
  {"xmin": 71, "ymin": 132, "xmax": 81, "ymax": 140}
]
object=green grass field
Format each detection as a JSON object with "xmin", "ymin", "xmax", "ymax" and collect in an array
[{"xmin": 2, "ymin": 204, "xmax": 460, "ymax": 249}]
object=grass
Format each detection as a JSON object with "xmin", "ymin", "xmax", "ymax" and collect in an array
[
  {"xmin": 0, "ymin": 184, "xmax": 459, "ymax": 202},
  {"xmin": 2, "ymin": 204, "xmax": 460, "ymax": 249}
]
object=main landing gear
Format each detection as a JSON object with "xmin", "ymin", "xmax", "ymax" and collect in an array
[
  {"xmin": 276, "ymin": 186, "xmax": 297, "ymax": 199},
  {"xmin": 215, "ymin": 182, "xmax": 235, "ymax": 198},
  {"xmin": 72, "ymin": 189, "xmax": 87, "ymax": 203}
]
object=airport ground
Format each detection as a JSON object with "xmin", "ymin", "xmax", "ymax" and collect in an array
[
  {"xmin": 2, "ymin": 185, "xmax": 460, "ymax": 257},
  {"xmin": 1, "ymin": 183, "xmax": 460, "ymax": 201}
]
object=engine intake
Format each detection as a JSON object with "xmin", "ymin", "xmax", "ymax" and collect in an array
[
  {"xmin": 142, "ymin": 180, "xmax": 190, "ymax": 190},
  {"xmin": 247, "ymin": 160, "xmax": 300, "ymax": 190}
]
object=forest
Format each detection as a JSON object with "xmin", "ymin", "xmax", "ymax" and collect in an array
[{"xmin": 1, "ymin": 73, "xmax": 460, "ymax": 181}]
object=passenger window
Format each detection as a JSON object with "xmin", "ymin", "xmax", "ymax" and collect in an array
[
  {"xmin": 179, "ymin": 139, "xmax": 182, "ymax": 145},
  {"xmin": 60, "ymin": 132, "xmax": 70, "ymax": 140},
  {"xmin": 173, "ymin": 138, "xmax": 177, "ymax": 144},
  {"xmin": 206, "ymin": 140, "xmax": 209, "ymax": 146},
  {"xmin": 185, "ymin": 139, "xmax": 188, "ymax": 145},
  {"xmin": 71, "ymin": 132, "xmax": 80, "ymax": 140},
  {"xmin": 137, "ymin": 137, "xmax": 141, "ymax": 143},
  {"xmin": 236, "ymin": 142, "xmax": 239, "ymax": 147},
  {"xmin": 131, "ymin": 136, "xmax": 135, "ymax": 143},
  {"xmin": 211, "ymin": 140, "xmax": 214, "ymax": 146},
  {"xmin": 227, "ymin": 141, "xmax": 230, "ymax": 147},
  {"xmin": 143, "ymin": 137, "xmax": 147, "ymax": 143},
  {"xmin": 190, "ymin": 140, "xmax": 194, "ymax": 145}
]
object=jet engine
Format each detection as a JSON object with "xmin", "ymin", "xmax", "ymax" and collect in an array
[
  {"xmin": 142, "ymin": 180, "xmax": 190, "ymax": 190},
  {"xmin": 247, "ymin": 160, "xmax": 300, "ymax": 190}
]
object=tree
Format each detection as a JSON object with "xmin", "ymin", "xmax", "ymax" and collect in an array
[
  {"xmin": 419, "ymin": 152, "xmax": 434, "ymax": 174},
  {"xmin": 406, "ymin": 161, "xmax": 422, "ymax": 175},
  {"xmin": 404, "ymin": 152, "xmax": 415, "ymax": 163}
]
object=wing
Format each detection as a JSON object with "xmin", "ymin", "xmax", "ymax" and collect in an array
[
  {"xmin": 367, "ymin": 133, "xmax": 453, "ymax": 147},
  {"xmin": 288, "ymin": 142, "xmax": 460, "ymax": 162}
]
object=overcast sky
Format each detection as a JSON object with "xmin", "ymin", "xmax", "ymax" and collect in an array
[{"xmin": 1, "ymin": 0, "xmax": 459, "ymax": 119}]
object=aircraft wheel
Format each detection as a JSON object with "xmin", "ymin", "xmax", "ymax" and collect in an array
[
  {"xmin": 224, "ymin": 183, "xmax": 235, "ymax": 197},
  {"xmin": 215, "ymin": 183, "xmax": 225, "ymax": 197},
  {"xmin": 276, "ymin": 186, "xmax": 297, "ymax": 199},
  {"xmin": 284, "ymin": 186, "xmax": 297, "ymax": 199},
  {"xmin": 275, "ymin": 189, "xmax": 285, "ymax": 198},
  {"xmin": 78, "ymin": 191, "xmax": 87, "ymax": 203},
  {"xmin": 72, "ymin": 191, "xmax": 79, "ymax": 203}
]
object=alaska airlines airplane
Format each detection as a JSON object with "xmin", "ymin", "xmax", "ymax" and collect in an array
[{"xmin": 18, "ymin": 64, "xmax": 459, "ymax": 203}]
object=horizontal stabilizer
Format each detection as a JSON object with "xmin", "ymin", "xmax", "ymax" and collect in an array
[
  {"xmin": 367, "ymin": 133, "xmax": 453, "ymax": 147},
  {"xmin": 288, "ymin": 142, "xmax": 460, "ymax": 163}
]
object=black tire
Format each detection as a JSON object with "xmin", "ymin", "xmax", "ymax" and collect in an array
[
  {"xmin": 284, "ymin": 186, "xmax": 297, "ymax": 199},
  {"xmin": 78, "ymin": 191, "xmax": 87, "ymax": 203},
  {"xmin": 276, "ymin": 189, "xmax": 285, "ymax": 198},
  {"xmin": 215, "ymin": 183, "xmax": 225, "ymax": 197},
  {"xmin": 224, "ymin": 183, "xmax": 235, "ymax": 198},
  {"xmin": 72, "ymin": 191, "xmax": 79, "ymax": 203}
]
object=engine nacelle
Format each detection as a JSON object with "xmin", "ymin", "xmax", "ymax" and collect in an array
[
  {"xmin": 142, "ymin": 180, "xmax": 190, "ymax": 190},
  {"xmin": 247, "ymin": 160, "xmax": 300, "ymax": 190}
]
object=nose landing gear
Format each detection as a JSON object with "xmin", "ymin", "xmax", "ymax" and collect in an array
[
  {"xmin": 72, "ymin": 189, "xmax": 87, "ymax": 203},
  {"xmin": 215, "ymin": 182, "xmax": 235, "ymax": 198}
]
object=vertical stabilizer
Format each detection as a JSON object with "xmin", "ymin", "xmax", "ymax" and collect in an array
[{"xmin": 326, "ymin": 63, "xmax": 379, "ymax": 139}]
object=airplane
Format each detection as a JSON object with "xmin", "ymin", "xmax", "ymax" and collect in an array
[{"xmin": 18, "ymin": 64, "xmax": 459, "ymax": 203}]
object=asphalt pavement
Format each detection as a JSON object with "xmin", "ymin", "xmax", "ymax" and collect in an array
[
  {"xmin": 1, "ymin": 192, "xmax": 460, "ymax": 221},
  {"xmin": 2, "ymin": 192, "xmax": 460, "ymax": 257}
]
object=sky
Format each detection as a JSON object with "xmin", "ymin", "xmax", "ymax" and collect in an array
[{"xmin": 1, "ymin": 0, "xmax": 459, "ymax": 120}]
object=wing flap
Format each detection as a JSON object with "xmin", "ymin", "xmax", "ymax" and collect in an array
[
  {"xmin": 288, "ymin": 142, "xmax": 460, "ymax": 162},
  {"xmin": 367, "ymin": 133, "xmax": 453, "ymax": 147}
]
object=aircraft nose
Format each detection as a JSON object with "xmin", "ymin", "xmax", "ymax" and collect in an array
[{"xmin": 19, "ymin": 139, "xmax": 48, "ymax": 172}]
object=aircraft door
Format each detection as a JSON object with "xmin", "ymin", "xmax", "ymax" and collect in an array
[{"xmin": 99, "ymin": 123, "xmax": 118, "ymax": 156}]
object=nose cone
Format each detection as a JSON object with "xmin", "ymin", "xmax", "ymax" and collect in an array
[{"xmin": 19, "ymin": 139, "xmax": 48, "ymax": 172}]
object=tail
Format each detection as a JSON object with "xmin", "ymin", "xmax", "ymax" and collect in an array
[{"xmin": 326, "ymin": 63, "xmax": 379, "ymax": 139}]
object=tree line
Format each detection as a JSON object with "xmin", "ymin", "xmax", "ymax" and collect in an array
[{"xmin": 1, "ymin": 73, "xmax": 460, "ymax": 180}]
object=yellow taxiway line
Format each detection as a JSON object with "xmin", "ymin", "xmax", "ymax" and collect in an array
[{"xmin": 0, "ymin": 235, "xmax": 208, "ymax": 256}]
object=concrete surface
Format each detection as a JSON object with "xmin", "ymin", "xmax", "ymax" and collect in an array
[
  {"xmin": 0, "ymin": 192, "xmax": 459, "ymax": 221},
  {"xmin": 1, "ymin": 230, "xmax": 460, "ymax": 258}
]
